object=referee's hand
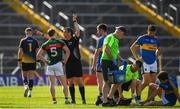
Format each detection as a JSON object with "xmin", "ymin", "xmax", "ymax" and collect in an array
[{"xmin": 72, "ymin": 14, "xmax": 77, "ymax": 22}]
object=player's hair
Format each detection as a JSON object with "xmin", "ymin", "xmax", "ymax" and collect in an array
[
  {"xmin": 157, "ymin": 71, "xmax": 168, "ymax": 81},
  {"xmin": 148, "ymin": 25, "xmax": 156, "ymax": 32},
  {"xmin": 47, "ymin": 29, "xmax": 56, "ymax": 37},
  {"xmin": 135, "ymin": 60, "xmax": 142, "ymax": 68},
  {"xmin": 65, "ymin": 27, "xmax": 73, "ymax": 36},
  {"xmin": 97, "ymin": 23, "xmax": 107, "ymax": 32}
]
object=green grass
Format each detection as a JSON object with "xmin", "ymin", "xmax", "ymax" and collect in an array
[{"xmin": 0, "ymin": 86, "xmax": 180, "ymax": 108}]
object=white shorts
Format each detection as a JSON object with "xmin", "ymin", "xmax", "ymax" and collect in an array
[
  {"xmin": 46, "ymin": 62, "xmax": 64, "ymax": 76},
  {"xmin": 143, "ymin": 61, "xmax": 157, "ymax": 73}
]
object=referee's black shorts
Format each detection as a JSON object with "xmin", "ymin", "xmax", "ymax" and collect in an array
[
  {"xmin": 21, "ymin": 62, "xmax": 36, "ymax": 71},
  {"xmin": 65, "ymin": 60, "xmax": 83, "ymax": 79}
]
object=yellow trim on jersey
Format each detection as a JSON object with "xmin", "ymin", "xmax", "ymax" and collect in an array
[
  {"xmin": 140, "ymin": 44, "xmax": 157, "ymax": 51},
  {"xmin": 22, "ymin": 54, "xmax": 36, "ymax": 63},
  {"xmin": 98, "ymin": 47, "xmax": 103, "ymax": 52}
]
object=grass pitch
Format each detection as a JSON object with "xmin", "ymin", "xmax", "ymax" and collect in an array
[{"xmin": 0, "ymin": 86, "xmax": 180, "ymax": 108}]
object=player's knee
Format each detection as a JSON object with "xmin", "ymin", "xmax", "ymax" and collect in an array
[
  {"xmin": 77, "ymin": 78, "xmax": 84, "ymax": 86},
  {"xmin": 49, "ymin": 81, "xmax": 55, "ymax": 87},
  {"xmin": 68, "ymin": 80, "xmax": 74, "ymax": 85},
  {"xmin": 78, "ymin": 83, "xmax": 84, "ymax": 87},
  {"xmin": 50, "ymin": 83, "xmax": 55, "ymax": 87},
  {"xmin": 69, "ymin": 83, "xmax": 74, "ymax": 87},
  {"xmin": 61, "ymin": 81, "xmax": 67, "ymax": 87},
  {"xmin": 97, "ymin": 78, "xmax": 103, "ymax": 83},
  {"xmin": 62, "ymin": 84, "xmax": 68, "ymax": 89}
]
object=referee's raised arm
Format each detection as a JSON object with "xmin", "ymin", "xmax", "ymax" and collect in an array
[{"xmin": 73, "ymin": 14, "xmax": 80, "ymax": 37}]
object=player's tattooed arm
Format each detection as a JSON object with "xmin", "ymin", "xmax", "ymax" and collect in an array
[
  {"xmin": 62, "ymin": 45, "xmax": 70, "ymax": 65},
  {"xmin": 130, "ymin": 42, "xmax": 142, "ymax": 61},
  {"xmin": 35, "ymin": 29, "xmax": 50, "ymax": 40},
  {"xmin": 37, "ymin": 48, "xmax": 49, "ymax": 64}
]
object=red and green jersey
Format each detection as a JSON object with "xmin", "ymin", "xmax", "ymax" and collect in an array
[{"xmin": 41, "ymin": 39, "xmax": 65, "ymax": 65}]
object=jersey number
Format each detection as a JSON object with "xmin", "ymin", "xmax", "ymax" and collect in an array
[
  {"xmin": 50, "ymin": 47, "xmax": 58, "ymax": 57},
  {"xmin": 28, "ymin": 43, "xmax": 32, "ymax": 52}
]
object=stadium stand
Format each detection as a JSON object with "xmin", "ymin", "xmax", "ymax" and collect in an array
[
  {"xmin": 141, "ymin": 0, "xmax": 180, "ymax": 27},
  {"xmin": 122, "ymin": 0, "xmax": 180, "ymax": 37},
  {"xmin": 0, "ymin": 0, "xmax": 179, "ymax": 75}
]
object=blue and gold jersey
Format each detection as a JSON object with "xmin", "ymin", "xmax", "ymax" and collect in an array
[
  {"xmin": 96, "ymin": 35, "xmax": 106, "ymax": 65},
  {"xmin": 159, "ymin": 75, "xmax": 178, "ymax": 91},
  {"xmin": 19, "ymin": 36, "xmax": 39, "ymax": 63},
  {"xmin": 158, "ymin": 74, "xmax": 178, "ymax": 106},
  {"xmin": 135, "ymin": 35, "xmax": 160, "ymax": 64}
]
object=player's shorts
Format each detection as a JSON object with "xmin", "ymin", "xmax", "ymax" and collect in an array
[
  {"xmin": 142, "ymin": 61, "xmax": 157, "ymax": 74},
  {"xmin": 66, "ymin": 60, "xmax": 83, "ymax": 79},
  {"xmin": 121, "ymin": 80, "xmax": 132, "ymax": 91},
  {"xmin": 101, "ymin": 60, "xmax": 118, "ymax": 82},
  {"xmin": 22, "ymin": 62, "xmax": 36, "ymax": 71},
  {"xmin": 162, "ymin": 93, "xmax": 177, "ymax": 106},
  {"xmin": 96, "ymin": 63, "xmax": 102, "ymax": 72},
  {"xmin": 46, "ymin": 62, "xmax": 64, "ymax": 76}
]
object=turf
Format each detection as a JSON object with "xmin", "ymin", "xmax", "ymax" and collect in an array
[{"xmin": 0, "ymin": 86, "xmax": 180, "ymax": 108}]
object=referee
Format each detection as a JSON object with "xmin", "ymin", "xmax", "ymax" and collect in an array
[{"xmin": 62, "ymin": 14, "xmax": 86, "ymax": 104}]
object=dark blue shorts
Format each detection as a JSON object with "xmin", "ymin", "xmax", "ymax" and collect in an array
[
  {"xmin": 101, "ymin": 60, "xmax": 118, "ymax": 82},
  {"xmin": 96, "ymin": 63, "xmax": 102, "ymax": 72}
]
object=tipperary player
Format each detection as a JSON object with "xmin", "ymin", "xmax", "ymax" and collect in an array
[
  {"xmin": 92, "ymin": 23, "xmax": 108, "ymax": 105},
  {"xmin": 130, "ymin": 25, "xmax": 161, "ymax": 98},
  {"xmin": 143, "ymin": 71, "xmax": 180, "ymax": 106}
]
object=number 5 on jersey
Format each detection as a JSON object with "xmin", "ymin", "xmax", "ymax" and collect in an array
[{"xmin": 50, "ymin": 47, "xmax": 58, "ymax": 57}]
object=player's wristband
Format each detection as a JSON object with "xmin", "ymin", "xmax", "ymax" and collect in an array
[
  {"xmin": 37, "ymin": 60, "xmax": 41, "ymax": 63},
  {"xmin": 73, "ymin": 20, "xmax": 77, "ymax": 23}
]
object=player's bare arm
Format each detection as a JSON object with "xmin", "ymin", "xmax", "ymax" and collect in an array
[
  {"xmin": 37, "ymin": 48, "xmax": 48, "ymax": 64},
  {"xmin": 62, "ymin": 45, "xmax": 70, "ymax": 65},
  {"xmin": 35, "ymin": 29, "xmax": 50, "ymax": 40},
  {"xmin": 130, "ymin": 42, "xmax": 141, "ymax": 60},
  {"xmin": 18, "ymin": 40, "xmax": 23, "ymax": 61},
  {"xmin": 92, "ymin": 49, "xmax": 100, "ymax": 71},
  {"xmin": 156, "ymin": 47, "xmax": 161, "ymax": 57},
  {"xmin": 18, "ymin": 48, "xmax": 23, "ymax": 61},
  {"xmin": 73, "ymin": 14, "xmax": 80, "ymax": 37}
]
